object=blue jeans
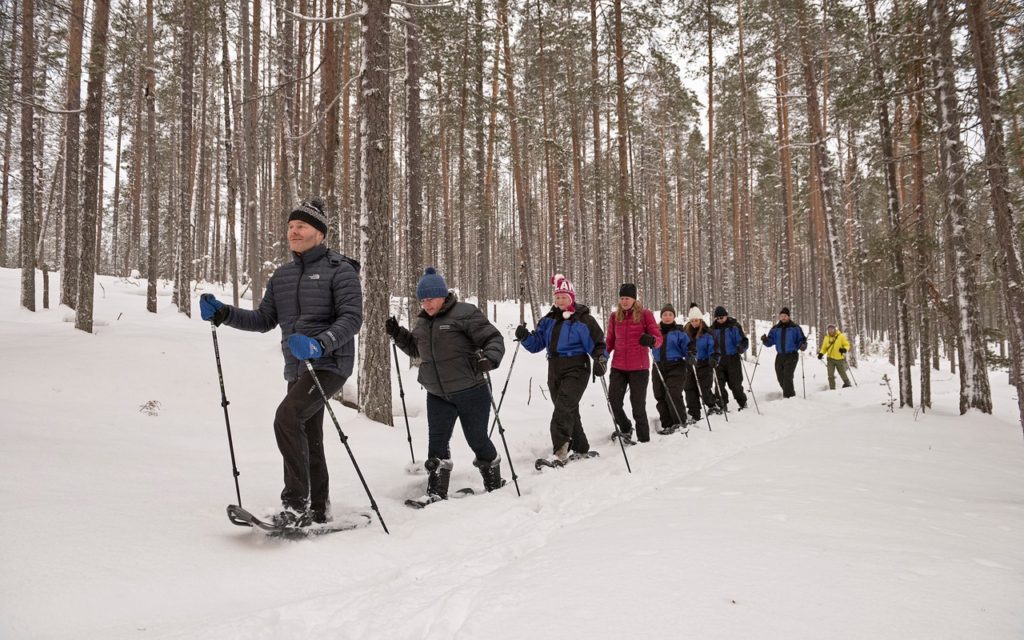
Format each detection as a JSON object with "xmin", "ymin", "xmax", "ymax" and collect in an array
[{"xmin": 426, "ymin": 385, "xmax": 498, "ymax": 462}]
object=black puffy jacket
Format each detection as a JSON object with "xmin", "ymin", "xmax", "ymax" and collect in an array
[
  {"xmin": 393, "ymin": 293, "xmax": 505, "ymax": 397},
  {"xmin": 223, "ymin": 244, "xmax": 363, "ymax": 382}
]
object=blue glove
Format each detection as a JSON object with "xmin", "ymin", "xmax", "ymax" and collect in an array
[
  {"xmin": 287, "ymin": 334, "xmax": 324, "ymax": 360},
  {"xmin": 200, "ymin": 294, "xmax": 228, "ymax": 325}
]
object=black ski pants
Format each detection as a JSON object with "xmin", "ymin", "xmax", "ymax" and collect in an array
[
  {"xmin": 426, "ymin": 384, "xmax": 498, "ymax": 463},
  {"xmin": 608, "ymin": 368, "xmax": 651, "ymax": 441},
  {"xmin": 652, "ymin": 360, "xmax": 687, "ymax": 428},
  {"xmin": 547, "ymin": 355, "xmax": 591, "ymax": 454},
  {"xmin": 715, "ymin": 355, "xmax": 748, "ymax": 408},
  {"xmin": 275, "ymin": 370, "xmax": 346, "ymax": 512},
  {"xmin": 683, "ymin": 361, "xmax": 717, "ymax": 420},
  {"xmin": 775, "ymin": 352, "xmax": 799, "ymax": 398}
]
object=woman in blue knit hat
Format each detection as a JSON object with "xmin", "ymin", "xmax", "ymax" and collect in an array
[{"xmin": 386, "ymin": 267, "xmax": 507, "ymax": 505}]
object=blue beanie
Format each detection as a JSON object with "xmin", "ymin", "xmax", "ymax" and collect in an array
[{"xmin": 416, "ymin": 267, "xmax": 449, "ymax": 300}]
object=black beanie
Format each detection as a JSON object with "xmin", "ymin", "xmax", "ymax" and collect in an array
[
  {"xmin": 713, "ymin": 305, "xmax": 728, "ymax": 318},
  {"xmin": 661, "ymin": 303, "xmax": 676, "ymax": 316},
  {"xmin": 619, "ymin": 283, "xmax": 638, "ymax": 299},
  {"xmin": 779, "ymin": 306, "xmax": 791, "ymax": 316},
  {"xmin": 289, "ymin": 197, "xmax": 329, "ymax": 236}
]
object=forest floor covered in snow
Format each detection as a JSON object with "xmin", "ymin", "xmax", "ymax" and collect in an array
[{"xmin": 1, "ymin": 268, "xmax": 1022, "ymax": 640}]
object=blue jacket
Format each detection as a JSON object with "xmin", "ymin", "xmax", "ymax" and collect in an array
[
  {"xmin": 709, "ymin": 317, "xmax": 748, "ymax": 356},
  {"xmin": 684, "ymin": 321, "xmax": 719, "ymax": 361},
  {"xmin": 764, "ymin": 321, "xmax": 807, "ymax": 354},
  {"xmin": 652, "ymin": 323, "xmax": 690, "ymax": 362},
  {"xmin": 522, "ymin": 304, "xmax": 606, "ymax": 359},
  {"xmin": 223, "ymin": 244, "xmax": 363, "ymax": 382}
]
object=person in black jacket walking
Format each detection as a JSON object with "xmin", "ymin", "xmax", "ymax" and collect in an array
[
  {"xmin": 386, "ymin": 267, "xmax": 507, "ymax": 501},
  {"xmin": 199, "ymin": 197, "xmax": 363, "ymax": 528},
  {"xmin": 709, "ymin": 306, "xmax": 749, "ymax": 411}
]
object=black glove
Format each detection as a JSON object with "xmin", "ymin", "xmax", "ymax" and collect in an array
[
  {"xmin": 473, "ymin": 352, "xmax": 495, "ymax": 373},
  {"xmin": 592, "ymin": 355, "xmax": 608, "ymax": 377},
  {"xmin": 738, "ymin": 338, "xmax": 749, "ymax": 354},
  {"xmin": 639, "ymin": 333, "xmax": 656, "ymax": 348},
  {"xmin": 799, "ymin": 340, "xmax": 808, "ymax": 351},
  {"xmin": 385, "ymin": 316, "xmax": 401, "ymax": 338},
  {"xmin": 514, "ymin": 323, "xmax": 530, "ymax": 342},
  {"xmin": 838, "ymin": 347, "xmax": 847, "ymax": 354},
  {"xmin": 686, "ymin": 353, "xmax": 697, "ymax": 367},
  {"xmin": 710, "ymin": 353, "xmax": 721, "ymax": 368},
  {"xmin": 817, "ymin": 353, "xmax": 824, "ymax": 360},
  {"xmin": 760, "ymin": 335, "xmax": 769, "ymax": 346}
]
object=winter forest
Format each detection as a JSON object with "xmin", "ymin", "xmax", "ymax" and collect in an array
[{"xmin": 2, "ymin": 0, "xmax": 1023, "ymax": 430}]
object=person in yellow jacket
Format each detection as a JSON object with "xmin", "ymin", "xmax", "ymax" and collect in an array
[{"xmin": 817, "ymin": 324, "xmax": 852, "ymax": 389}]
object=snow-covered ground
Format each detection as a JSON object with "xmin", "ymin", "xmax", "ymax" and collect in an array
[{"xmin": 2, "ymin": 268, "xmax": 1022, "ymax": 640}]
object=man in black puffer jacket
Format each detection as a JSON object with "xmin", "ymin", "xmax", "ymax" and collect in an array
[
  {"xmin": 200, "ymin": 197, "xmax": 362, "ymax": 528},
  {"xmin": 386, "ymin": 267, "xmax": 506, "ymax": 502}
]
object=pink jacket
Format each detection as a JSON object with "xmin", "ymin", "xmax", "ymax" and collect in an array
[{"xmin": 606, "ymin": 308, "xmax": 662, "ymax": 371}]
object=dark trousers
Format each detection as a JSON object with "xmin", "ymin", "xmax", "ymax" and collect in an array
[
  {"xmin": 426, "ymin": 385, "xmax": 498, "ymax": 463},
  {"xmin": 275, "ymin": 370, "xmax": 346, "ymax": 512},
  {"xmin": 715, "ymin": 355, "xmax": 748, "ymax": 407},
  {"xmin": 683, "ymin": 362, "xmax": 717, "ymax": 419},
  {"xmin": 775, "ymin": 352, "xmax": 799, "ymax": 397},
  {"xmin": 548, "ymin": 355, "xmax": 591, "ymax": 454},
  {"xmin": 609, "ymin": 368, "xmax": 651, "ymax": 441},
  {"xmin": 652, "ymin": 361, "xmax": 687, "ymax": 428}
]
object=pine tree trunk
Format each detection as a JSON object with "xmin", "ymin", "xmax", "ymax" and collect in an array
[
  {"xmin": 796, "ymin": 0, "xmax": 854, "ymax": 363},
  {"xmin": 405, "ymin": 2, "xmax": 423, "ymax": 318},
  {"xmin": 60, "ymin": 0, "xmax": 84, "ymax": 307},
  {"xmin": 322, "ymin": 0, "xmax": 339, "ymax": 251},
  {"xmin": 864, "ymin": 0, "xmax": 913, "ymax": 406},
  {"xmin": 473, "ymin": 0, "xmax": 488, "ymax": 313},
  {"xmin": 176, "ymin": 0, "xmax": 194, "ymax": 317},
  {"xmin": 242, "ymin": 0, "xmax": 262, "ymax": 307},
  {"xmin": 358, "ymin": 0, "xmax": 393, "ymax": 425},
  {"xmin": 773, "ymin": 42, "xmax": 797, "ymax": 305},
  {"xmin": 589, "ymin": 0, "xmax": 604, "ymax": 308},
  {"xmin": 612, "ymin": 0, "xmax": 632, "ymax": 276},
  {"xmin": 145, "ymin": 0, "xmax": 159, "ymax": 313},
  {"xmin": 219, "ymin": 0, "xmax": 240, "ymax": 305},
  {"xmin": 965, "ymin": 0, "xmax": 1024, "ymax": 433},
  {"xmin": 19, "ymin": 0, "xmax": 35, "ymax": 311},
  {"xmin": 75, "ymin": 0, "xmax": 111, "ymax": 332}
]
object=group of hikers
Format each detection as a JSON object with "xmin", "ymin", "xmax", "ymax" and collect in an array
[{"xmin": 199, "ymin": 198, "xmax": 855, "ymax": 528}]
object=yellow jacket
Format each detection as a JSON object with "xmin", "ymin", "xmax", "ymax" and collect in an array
[{"xmin": 819, "ymin": 331, "xmax": 851, "ymax": 360}]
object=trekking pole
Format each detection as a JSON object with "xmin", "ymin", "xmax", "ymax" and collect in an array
[
  {"xmin": 711, "ymin": 364, "xmax": 731, "ymax": 423},
  {"xmin": 304, "ymin": 361, "xmax": 390, "ymax": 534},
  {"xmin": 479, "ymin": 358, "xmax": 521, "ymax": 497},
  {"xmin": 651, "ymin": 360, "xmax": 688, "ymax": 436},
  {"xmin": 847, "ymin": 360, "xmax": 859, "ymax": 386},
  {"xmin": 749, "ymin": 345, "xmax": 763, "ymax": 386},
  {"xmin": 598, "ymin": 375, "xmax": 633, "ymax": 473},
  {"xmin": 687, "ymin": 360, "xmax": 714, "ymax": 432},
  {"xmin": 488, "ymin": 340, "xmax": 522, "ymax": 439},
  {"xmin": 210, "ymin": 323, "xmax": 246, "ymax": 523},
  {"xmin": 800, "ymin": 352, "xmax": 807, "ymax": 399},
  {"xmin": 391, "ymin": 339, "xmax": 415, "ymax": 464},
  {"xmin": 739, "ymin": 357, "xmax": 762, "ymax": 415}
]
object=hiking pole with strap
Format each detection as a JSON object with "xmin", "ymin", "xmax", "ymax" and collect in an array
[
  {"xmin": 391, "ymin": 339, "xmax": 415, "ymax": 464},
  {"xmin": 488, "ymin": 340, "xmax": 522, "ymax": 439},
  {"xmin": 479, "ymin": 356, "xmax": 521, "ymax": 496},
  {"xmin": 738, "ymin": 356, "xmax": 762, "ymax": 415},
  {"xmin": 210, "ymin": 323, "xmax": 247, "ymax": 526},
  {"xmin": 651, "ymin": 359, "xmax": 688, "ymax": 435},
  {"xmin": 598, "ymin": 375, "xmax": 633, "ymax": 473},
  {"xmin": 304, "ymin": 361, "xmax": 389, "ymax": 534},
  {"xmin": 800, "ymin": 351, "xmax": 807, "ymax": 399},
  {"xmin": 686, "ymin": 360, "xmax": 714, "ymax": 432}
]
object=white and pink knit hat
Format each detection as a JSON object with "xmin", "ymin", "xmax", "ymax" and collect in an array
[{"xmin": 551, "ymin": 273, "xmax": 576, "ymax": 318}]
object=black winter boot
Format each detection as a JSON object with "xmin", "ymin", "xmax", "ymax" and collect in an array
[
  {"xmin": 473, "ymin": 456, "xmax": 505, "ymax": 492},
  {"xmin": 425, "ymin": 457, "xmax": 453, "ymax": 499}
]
